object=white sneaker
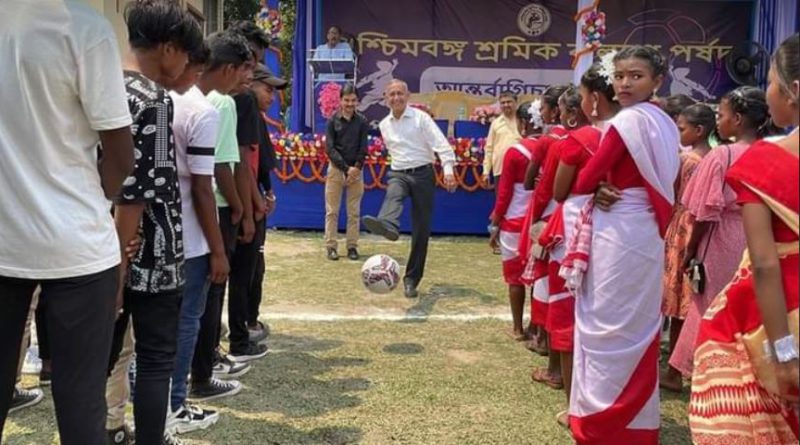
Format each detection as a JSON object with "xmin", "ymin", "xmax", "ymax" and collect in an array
[
  {"xmin": 162, "ymin": 430, "xmax": 185, "ymax": 445},
  {"xmin": 213, "ymin": 354, "xmax": 251, "ymax": 380},
  {"xmin": 166, "ymin": 403, "xmax": 219, "ymax": 435}
]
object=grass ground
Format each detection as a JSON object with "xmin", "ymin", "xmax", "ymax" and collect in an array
[{"xmin": 4, "ymin": 231, "xmax": 691, "ymax": 445}]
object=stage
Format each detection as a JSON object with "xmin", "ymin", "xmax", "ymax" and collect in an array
[{"xmin": 267, "ymin": 134, "xmax": 495, "ymax": 235}]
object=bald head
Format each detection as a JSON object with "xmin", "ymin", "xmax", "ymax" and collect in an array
[{"xmin": 385, "ymin": 79, "xmax": 410, "ymax": 117}]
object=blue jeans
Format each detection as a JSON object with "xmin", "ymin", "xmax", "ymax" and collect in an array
[{"xmin": 170, "ymin": 255, "xmax": 209, "ymax": 411}]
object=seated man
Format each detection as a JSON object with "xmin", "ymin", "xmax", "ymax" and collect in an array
[{"xmin": 313, "ymin": 25, "xmax": 353, "ymax": 60}]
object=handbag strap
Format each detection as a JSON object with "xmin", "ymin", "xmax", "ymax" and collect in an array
[{"xmin": 699, "ymin": 147, "xmax": 733, "ymax": 262}]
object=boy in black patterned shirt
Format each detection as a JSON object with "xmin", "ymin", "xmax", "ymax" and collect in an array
[{"xmin": 107, "ymin": 2, "xmax": 203, "ymax": 444}]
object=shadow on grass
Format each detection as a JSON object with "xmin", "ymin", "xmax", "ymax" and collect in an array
[
  {"xmin": 401, "ymin": 283, "xmax": 496, "ymax": 323},
  {"xmin": 230, "ymin": 334, "xmax": 371, "ymax": 419},
  {"xmin": 196, "ymin": 418, "xmax": 363, "ymax": 445},
  {"xmin": 661, "ymin": 416, "xmax": 691, "ymax": 445},
  {"xmin": 382, "ymin": 343, "xmax": 425, "ymax": 355}
]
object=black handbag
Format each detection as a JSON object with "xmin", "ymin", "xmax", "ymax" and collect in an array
[{"xmin": 687, "ymin": 147, "xmax": 732, "ymax": 294}]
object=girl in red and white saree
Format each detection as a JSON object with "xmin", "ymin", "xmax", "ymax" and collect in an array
[
  {"xmin": 564, "ymin": 47, "xmax": 680, "ymax": 445},
  {"xmin": 689, "ymin": 34, "xmax": 800, "ymax": 445}
]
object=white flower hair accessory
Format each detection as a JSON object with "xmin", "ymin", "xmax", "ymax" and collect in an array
[
  {"xmin": 529, "ymin": 99, "xmax": 544, "ymax": 129},
  {"xmin": 597, "ymin": 50, "xmax": 617, "ymax": 86}
]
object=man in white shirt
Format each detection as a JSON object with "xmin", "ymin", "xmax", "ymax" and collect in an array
[
  {"xmin": 0, "ymin": 1, "xmax": 134, "ymax": 443},
  {"xmin": 313, "ymin": 25, "xmax": 354, "ymax": 60},
  {"xmin": 362, "ymin": 79, "xmax": 457, "ymax": 298}
]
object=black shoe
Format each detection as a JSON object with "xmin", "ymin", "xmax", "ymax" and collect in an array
[
  {"xmin": 9, "ymin": 386, "xmax": 43, "ymax": 414},
  {"xmin": 39, "ymin": 368, "xmax": 51, "ymax": 387},
  {"xmin": 362, "ymin": 216, "xmax": 400, "ymax": 241},
  {"xmin": 326, "ymin": 247, "xmax": 339, "ymax": 261},
  {"xmin": 228, "ymin": 342, "xmax": 269, "ymax": 363},
  {"xmin": 347, "ymin": 248, "xmax": 359, "ymax": 260},
  {"xmin": 188, "ymin": 377, "xmax": 242, "ymax": 402},
  {"xmin": 107, "ymin": 425, "xmax": 133, "ymax": 445},
  {"xmin": 403, "ymin": 281, "xmax": 419, "ymax": 299}
]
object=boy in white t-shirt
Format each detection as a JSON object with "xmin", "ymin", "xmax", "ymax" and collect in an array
[
  {"xmin": 165, "ymin": 31, "xmax": 255, "ymax": 436},
  {"xmin": 0, "ymin": 1, "xmax": 134, "ymax": 443}
]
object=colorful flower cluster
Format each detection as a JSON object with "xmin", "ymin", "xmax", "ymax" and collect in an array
[
  {"xmin": 581, "ymin": 10, "xmax": 606, "ymax": 50},
  {"xmin": 469, "ymin": 104, "xmax": 501, "ymax": 126},
  {"xmin": 317, "ymin": 82, "xmax": 342, "ymax": 119},
  {"xmin": 272, "ymin": 133, "xmax": 486, "ymax": 166},
  {"xmin": 272, "ymin": 133, "xmax": 328, "ymax": 161},
  {"xmin": 255, "ymin": 7, "xmax": 283, "ymax": 42}
]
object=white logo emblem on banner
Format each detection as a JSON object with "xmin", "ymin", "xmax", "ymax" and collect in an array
[{"xmin": 518, "ymin": 3, "xmax": 551, "ymax": 37}]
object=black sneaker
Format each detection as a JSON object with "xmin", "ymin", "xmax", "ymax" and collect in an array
[
  {"xmin": 188, "ymin": 377, "xmax": 242, "ymax": 402},
  {"xmin": 107, "ymin": 425, "xmax": 133, "ymax": 445},
  {"xmin": 347, "ymin": 248, "xmax": 359, "ymax": 260},
  {"xmin": 213, "ymin": 354, "xmax": 251, "ymax": 380},
  {"xmin": 166, "ymin": 404, "xmax": 219, "ymax": 435},
  {"xmin": 326, "ymin": 247, "xmax": 339, "ymax": 261},
  {"xmin": 9, "ymin": 386, "xmax": 43, "ymax": 414},
  {"xmin": 39, "ymin": 369, "xmax": 51, "ymax": 387},
  {"xmin": 248, "ymin": 321, "xmax": 268, "ymax": 344},
  {"xmin": 362, "ymin": 216, "xmax": 400, "ymax": 241},
  {"xmin": 228, "ymin": 342, "xmax": 268, "ymax": 363}
]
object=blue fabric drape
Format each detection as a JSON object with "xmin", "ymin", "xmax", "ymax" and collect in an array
[{"xmin": 289, "ymin": 0, "xmax": 314, "ymax": 132}]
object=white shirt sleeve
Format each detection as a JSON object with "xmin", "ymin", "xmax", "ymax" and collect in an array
[
  {"xmin": 77, "ymin": 30, "xmax": 132, "ymax": 131},
  {"xmin": 421, "ymin": 113, "xmax": 456, "ymax": 176},
  {"xmin": 188, "ymin": 107, "xmax": 219, "ymax": 176}
]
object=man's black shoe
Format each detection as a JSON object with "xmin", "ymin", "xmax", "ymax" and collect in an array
[
  {"xmin": 362, "ymin": 216, "xmax": 399, "ymax": 241},
  {"xmin": 347, "ymin": 248, "xmax": 359, "ymax": 260},
  {"xmin": 403, "ymin": 281, "xmax": 419, "ymax": 299}
]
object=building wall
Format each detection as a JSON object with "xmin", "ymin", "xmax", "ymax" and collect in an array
[{"xmin": 80, "ymin": 0, "xmax": 224, "ymax": 54}]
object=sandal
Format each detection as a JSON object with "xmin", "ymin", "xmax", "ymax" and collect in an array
[{"xmin": 530, "ymin": 367, "xmax": 563, "ymax": 390}]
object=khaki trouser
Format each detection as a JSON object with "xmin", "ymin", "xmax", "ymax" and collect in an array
[
  {"xmin": 324, "ymin": 166, "xmax": 364, "ymax": 250},
  {"xmin": 16, "ymin": 288, "xmax": 40, "ymax": 382},
  {"xmin": 105, "ymin": 324, "xmax": 134, "ymax": 430}
]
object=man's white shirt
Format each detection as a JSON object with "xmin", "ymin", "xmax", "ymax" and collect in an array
[{"xmin": 378, "ymin": 107, "xmax": 455, "ymax": 175}]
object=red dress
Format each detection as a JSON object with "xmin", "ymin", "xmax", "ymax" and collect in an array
[
  {"xmin": 690, "ymin": 140, "xmax": 799, "ymax": 445},
  {"xmin": 540, "ymin": 126, "xmax": 600, "ymax": 352},
  {"xmin": 517, "ymin": 126, "xmax": 569, "ymax": 326},
  {"xmin": 490, "ymin": 139, "xmax": 535, "ymax": 285}
]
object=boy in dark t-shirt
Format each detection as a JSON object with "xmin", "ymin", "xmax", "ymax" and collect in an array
[{"xmin": 107, "ymin": 2, "xmax": 203, "ymax": 444}]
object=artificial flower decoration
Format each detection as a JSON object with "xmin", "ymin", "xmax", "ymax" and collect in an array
[
  {"xmin": 255, "ymin": 5, "xmax": 283, "ymax": 42},
  {"xmin": 469, "ymin": 104, "xmax": 502, "ymax": 126},
  {"xmin": 318, "ymin": 82, "xmax": 343, "ymax": 119}
]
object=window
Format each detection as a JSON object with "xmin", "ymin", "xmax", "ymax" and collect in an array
[{"xmin": 203, "ymin": 0, "xmax": 219, "ymax": 35}]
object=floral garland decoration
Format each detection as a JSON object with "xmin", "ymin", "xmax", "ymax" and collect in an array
[
  {"xmin": 272, "ymin": 133, "xmax": 486, "ymax": 166},
  {"xmin": 255, "ymin": 3, "xmax": 283, "ymax": 42},
  {"xmin": 571, "ymin": 1, "xmax": 606, "ymax": 68},
  {"xmin": 317, "ymin": 82, "xmax": 342, "ymax": 119}
]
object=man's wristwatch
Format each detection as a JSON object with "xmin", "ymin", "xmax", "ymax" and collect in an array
[{"xmin": 773, "ymin": 335, "xmax": 799, "ymax": 363}]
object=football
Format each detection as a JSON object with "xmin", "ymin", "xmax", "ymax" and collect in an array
[{"xmin": 361, "ymin": 254, "xmax": 401, "ymax": 294}]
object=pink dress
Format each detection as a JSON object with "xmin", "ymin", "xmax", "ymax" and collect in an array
[{"xmin": 668, "ymin": 143, "xmax": 749, "ymax": 376}]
